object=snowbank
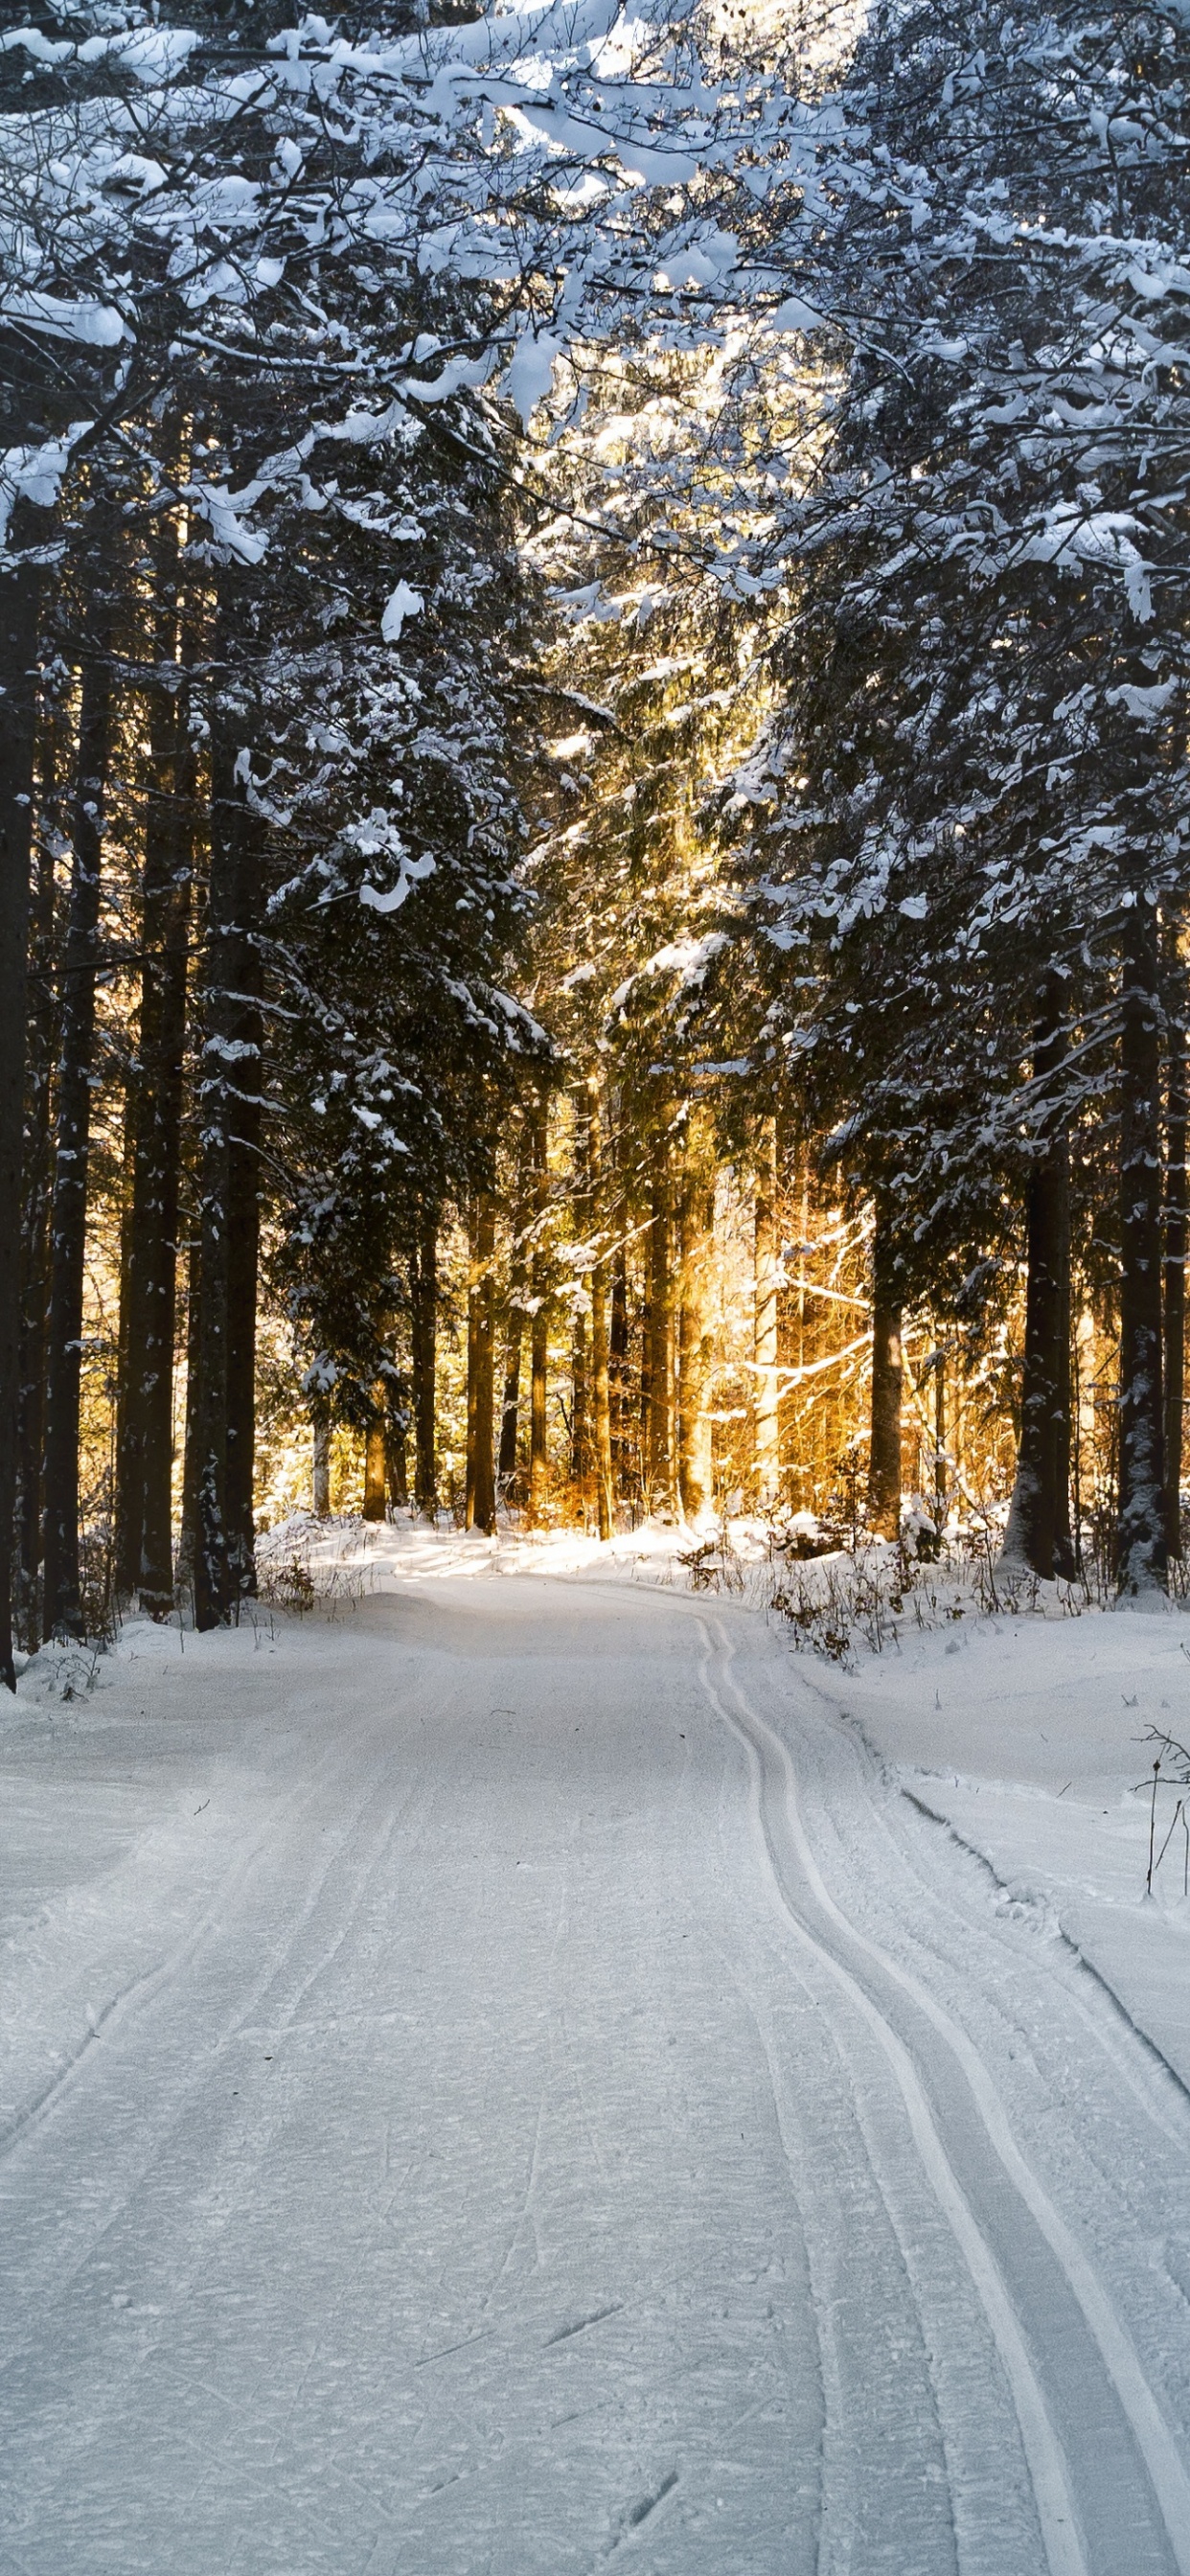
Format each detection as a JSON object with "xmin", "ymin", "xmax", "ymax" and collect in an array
[{"xmin": 829, "ymin": 1598, "xmax": 1190, "ymax": 2095}]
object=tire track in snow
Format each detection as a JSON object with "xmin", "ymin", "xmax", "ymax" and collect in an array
[{"xmin": 699, "ymin": 1613, "xmax": 1190, "ymax": 2576}]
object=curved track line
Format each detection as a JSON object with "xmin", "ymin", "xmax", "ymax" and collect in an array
[
  {"xmin": 698, "ymin": 1619, "xmax": 1086, "ymax": 2576},
  {"xmin": 705, "ymin": 1615, "xmax": 1190, "ymax": 2576}
]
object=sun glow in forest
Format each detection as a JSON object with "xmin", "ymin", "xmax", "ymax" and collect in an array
[{"xmin": 5, "ymin": 6, "xmax": 1190, "ymax": 2567}]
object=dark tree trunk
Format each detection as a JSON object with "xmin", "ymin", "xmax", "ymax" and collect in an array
[
  {"xmin": 115, "ymin": 586, "xmax": 195, "ymax": 1614},
  {"xmin": 867, "ymin": 1210, "xmax": 903, "ymax": 1541},
  {"xmin": 223, "ymin": 870, "xmax": 263, "ymax": 1602},
  {"xmin": 1163, "ymin": 919, "xmax": 1187, "ymax": 1562},
  {"xmin": 176, "ymin": 1228, "xmax": 202, "ymax": 1592},
  {"xmin": 678, "ymin": 1173, "xmax": 712, "ymax": 1520},
  {"xmin": 410, "ymin": 1206, "xmax": 437, "ymax": 1516},
  {"xmin": 609, "ymin": 1236, "xmax": 629, "ymax": 1492},
  {"xmin": 312, "ymin": 1415, "xmax": 332, "ymax": 1516},
  {"xmin": 0, "ymin": 540, "xmax": 44, "ymax": 1684},
  {"xmin": 386, "ymin": 1411, "xmax": 408, "ymax": 1507},
  {"xmin": 528, "ymin": 1103, "xmax": 549, "ymax": 1525},
  {"xmin": 497, "ymin": 1128, "xmax": 531, "ymax": 1494},
  {"xmin": 14, "ymin": 718, "xmax": 61, "ymax": 1651},
  {"xmin": 753, "ymin": 1117, "xmax": 779, "ymax": 1501},
  {"xmin": 224, "ymin": 1075, "xmax": 262, "ymax": 1596},
  {"xmin": 187, "ymin": 678, "xmax": 262, "ymax": 1630},
  {"xmin": 42, "ymin": 617, "xmax": 114, "ymax": 1640},
  {"xmin": 498, "ymin": 1322, "xmax": 522, "ymax": 1490},
  {"xmin": 1117, "ymin": 896, "xmax": 1168, "ymax": 1593},
  {"xmin": 1002, "ymin": 979, "xmax": 1075, "ymax": 1579},
  {"xmin": 466, "ymin": 1193, "xmax": 496, "ymax": 1532},
  {"xmin": 647, "ymin": 1144, "xmax": 674, "ymax": 1512},
  {"xmin": 586, "ymin": 1080, "xmax": 613, "ymax": 1541}
]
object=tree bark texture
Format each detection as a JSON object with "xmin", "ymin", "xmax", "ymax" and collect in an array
[
  {"xmin": 466, "ymin": 1192, "xmax": 496, "ymax": 1532},
  {"xmin": 867, "ymin": 1211, "xmax": 903, "ymax": 1541},
  {"xmin": 586, "ymin": 1081, "xmax": 613, "ymax": 1541},
  {"xmin": 610, "ymin": 1238, "xmax": 629, "ymax": 1495},
  {"xmin": 753, "ymin": 1118, "xmax": 780, "ymax": 1503},
  {"xmin": 115, "ymin": 572, "xmax": 195, "ymax": 1614},
  {"xmin": 187, "ymin": 679, "xmax": 263, "ymax": 1630},
  {"xmin": 14, "ymin": 719, "xmax": 60, "ymax": 1651},
  {"xmin": 678, "ymin": 1172, "xmax": 713, "ymax": 1519},
  {"xmin": 312, "ymin": 1416, "xmax": 332, "ymax": 1517},
  {"xmin": 0, "ymin": 542, "xmax": 44, "ymax": 1681},
  {"xmin": 1117, "ymin": 896, "xmax": 1168, "ymax": 1592},
  {"xmin": 647, "ymin": 1141, "xmax": 674, "ymax": 1512},
  {"xmin": 410, "ymin": 1207, "xmax": 437, "ymax": 1515},
  {"xmin": 1002, "ymin": 978, "xmax": 1075, "ymax": 1579},
  {"xmin": 1163, "ymin": 919, "xmax": 1187, "ymax": 1561},
  {"xmin": 42, "ymin": 614, "xmax": 113, "ymax": 1639},
  {"xmin": 528, "ymin": 1102, "xmax": 549, "ymax": 1525},
  {"xmin": 363, "ymin": 1388, "xmax": 388, "ymax": 1522}
]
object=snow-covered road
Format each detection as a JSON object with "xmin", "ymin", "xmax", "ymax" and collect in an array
[{"xmin": 4, "ymin": 1575, "xmax": 1190, "ymax": 2574}]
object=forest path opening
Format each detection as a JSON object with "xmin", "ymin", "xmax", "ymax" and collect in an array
[{"xmin": 2, "ymin": 1576, "xmax": 1189, "ymax": 2574}]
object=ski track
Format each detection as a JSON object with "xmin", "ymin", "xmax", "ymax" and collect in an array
[{"xmin": 2, "ymin": 1576, "xmax": 1190, "ymax": 2572}]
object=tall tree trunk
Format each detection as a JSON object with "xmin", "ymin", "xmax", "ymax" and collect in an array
[
  {"xmin": 1117, "ymin": 895, "xmax": 1168, "ymax": 1593},
  {"xmin": 42, "ymin": 614, "xmax": 114, "ymax": 1640},
  {"xmin": 1163, "ymin": 917, "xmax": 1187, "ymax": 1562},
  {"xmin": 570, "ymin": 1309, "xmax": 588, "ymax": 1494},
  {"xmin": 753, "ymin": 1116, "xmax": 780, "ymax": 1504},
  {"xmin": 498, "ymin": 1320, "xmax": 522, "ymax": 1491},
  {"xmin": 528, "ymin": 1101, "xmax": 549, "ymax": 1525},
  {"xmin": 115, "ymin": 592, "xmax": 195, "ymax": 1613},
  {"xmin": 363, "ymin": 1387, "xmax": 388, "ymax": 1522},
  {"xmin": 223, "ymin": 908, "xmax": 263, "ymax": 1601},
  {"xmin": 0, "ymin": 533, "xmax": 44, "ymax": 1685},
  {"xmin": 1002, "ymin": 978, "xmax": 1074, "ymax": 1578},
  {"xmin": 386, "ymin": 1409, "xmax": 408, "ymax": 1507},
  {"xmin": 176, "ymin": 1229, "xmax": 202, "ymax": 1590},
  {"xmin": 498, "ymin": 1126, "xmax": 531, "ymax": 1494},
  {"xmin": 410, "ymin": 1205, "xmax": 437, "ymax": 1516},
  {"xmin": 647, "ymin": 1138, "xmax": 674, "ymax": 1513},
  {"xmin": 867, "ymin": 1208, "xmax": 903, "ymax": 1541},
  {"xmin": 678, "ymin": 1170, "xmax": 712, "ymax": 1519},
  {"xmin": 312, "ymin": 1415, "xmax": 332, "ymax": 1516},
  {"xmin": 466, "ymin": 1192, "xmax": 496, "ymax": 1532},
  {"xmin": 610, "ymin": 1236, "xmax": 629, "ymax": 1495},
  {"xmin": 187, "ymin": 664, "xmax": 260, "ymax": 1631},
  {"xmin": 14, "ymin": 718, "xmax": 61, "ymax": 1651},
  {"xmin": 586, "ymin": 1079, "xmax": 613, "ymax": 1541}
]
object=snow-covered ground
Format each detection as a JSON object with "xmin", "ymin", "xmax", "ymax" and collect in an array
[{"xmin": 4, "ymin": 1533, "xmax": 1190, "ymax": 2572}]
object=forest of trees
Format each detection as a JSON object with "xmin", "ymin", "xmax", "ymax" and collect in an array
[{"xmin": 2, "ymin": 0, "xmax": 1188, "ymax": 1685}]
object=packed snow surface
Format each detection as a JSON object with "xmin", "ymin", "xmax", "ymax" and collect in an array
[{"xmin": 4, "ymin": 1537, "xmax": 1190, "ymax": 2573}]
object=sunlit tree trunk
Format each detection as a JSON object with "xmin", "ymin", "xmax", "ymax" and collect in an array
[
  {"xmin": 363, "ymin": 1387, "xmax": 388, "ymax": 1522},
  {"xmin": 867, "ymin": 1208, "xmax": 903, "ymax": 1541},
  {"xmin": 42, "ymin": 612, "xmax": 114, "ymax": 1640},
  {"xmin": 528, "ymin": 1100, "xmax": 549, "ymax": 1525},
  {"xmin": 586, "ymin": 1078, "xmax": 613, "ymax": 1541},
  {"xmin": 609, "ymin": 1237, "xmax": 629, "ymax": 1498},
  {"xmin": 0, "ymin": 527, "xmax": 44, "ymax": 1686},
  {"xmin": 1163, "ymin": 916, "xmax": 1186, "ymax": 1562},
  {"xmin": 678, "ymin": 1171, "xmax": 712, "ymax": 1520},
  {"xmin": 1117, "ymin": 894, "xmax": 1167, "ymax": 1593},
  {"xmin": 647, "ymin": 1137, "xmax": 674, "ymax": 1513},
  {"xmin": 466, "ymin": 1192, "xmax": 497, "ymax": 1533},
  {"xmin": 753, "ymin": 1118, "xmax": 780, "ymax": 1504},
  {"xmin": 1002, "ymin": 978, "xmax": 1074, "ymax": 1579}
]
